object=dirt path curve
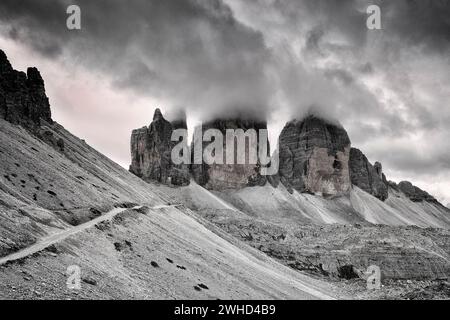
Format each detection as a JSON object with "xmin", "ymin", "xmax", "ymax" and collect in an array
[{"xmin": 0, "ymin": 204, "xmax": 177, "ymax": 266}]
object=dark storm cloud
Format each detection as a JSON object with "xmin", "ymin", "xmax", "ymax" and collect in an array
[
  {"xmin": 380, "ymin": 0, "xmax": 450, "ymax": 54},
  {"xmin": 227, "ymin": 0, "xmax": 450, "ymax": 189},
  {"xmin": 1, "ymin": 0, "xmax": 450, "ymax": 201},
  {"xmin": 264, "ymin": 0, "xmax": 450, "ymax": 54},
  {"xmin": 0, "ymin": 0, "xmax": 273, "ymax": 121},
  {"xmin": 301, "ymin": 0, "xmax": 450, "ymax": 129}
]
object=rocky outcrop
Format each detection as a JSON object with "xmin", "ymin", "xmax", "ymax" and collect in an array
[
  {"xmin": 349, "ymin": 148, "xmax": 388, "ymax": 201},
  {"xmin": 191, "ymin": 119, "xmax": 270, "ymax": 190},
  {"xmin": 393, "ymin": 181, "xmax": 437, "ymax": 203},
  {"xmin": 129, "ymin": 109, "xmax": 190, "ymax": 186},
  {"xmin": 0, "ymin": 49, "xmax": 52, "ymax": 128},
  {"xmin": 278, "ymin": 115, "xmax": 351, "ymax": 196},
  {"xmin": 201, "ymin": 211, "xmax": 450, "ymax": 281}
]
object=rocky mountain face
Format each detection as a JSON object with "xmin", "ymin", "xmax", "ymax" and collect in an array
[
  {"xmin": 0, "ymin": 49, "xmax": 52, "ymax": 128},
  {"xmin": 0, "ymin": 49, "xmax": 65, "ymax": 152},
  {"xmin": 130, "ymin": 113, "xmax": 276, "ymax": 190},
  {"xmin": 1, "ymin": 49, "xmax": 449, "ymax": 300},
  {"xmin": 278, "ymin": 116, "xmax": 352, "ymax": 196},
  {"xmin": 191, "ymin": 119, "xmax": 270, "ymax": 190},
  {"xmin": 206, "ymin": 215, "xmax": 450, "ymax": 281},
  {"xmin": 1, "ymin": 52, "xmax": 332, "ymax": 300},
  {"xmin": 130, "ymin": 111, "xmax": 447, "ymax": 212},
  {"xmin": 349, "ymin": 148, "xmax": 388, "ymax": 201},
  {"xmin": 129, "ymin": 109, "xmax": 190, "ymax": 186},
  {"xmin": 390, "ymin": 180, "xmax": 437, "ymax": 203}
]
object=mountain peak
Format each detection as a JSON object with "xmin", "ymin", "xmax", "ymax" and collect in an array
[
  {"xmin": 26, "ymin": 67, "xmax": 45, "ymax": 86},
  {"xmin": 130, "ymin": 108, "xmax": 190, "ymax": 186},
  {"xmin": 279, "ymin": 116, "xmax": 351, "ymax": 196},
  {"xmin": 0, "ymin": 50, "xmax": 52, "ymax": 127},
  {"xmin": 0, "ymin": 49, "xmax": 12, "ymax": 74},
  {"xmin": 397, "ymin": 181, "xmax": 436, "ymax": 203},
  {"xmin": 153, "ymin": 108, "xmax": 164, "ymax": 121}
]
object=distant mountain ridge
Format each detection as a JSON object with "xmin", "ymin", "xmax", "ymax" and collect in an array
[{"xmin": 130, "ymin": 108, "xmax": 449, "ymax": 225}]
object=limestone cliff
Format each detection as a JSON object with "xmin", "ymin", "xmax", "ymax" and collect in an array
[
  {"xmin": 0, "ymin": 49, "xmax": 52, "ymax": 128},
  {"xmin": 349, "ymin": 148, "xmax": 389, "ymax": 201},
  {"xmin": 390, "ymin": 180, "xmax": 438, "ymax": 203},
  {"xmin": 278, "ymin": 115, "xmax": 351, "ymax": 196},
  {"xmin": 129, "ymin": 109, "xmax": 190, "ymax": 186},
  {"xmin": 191, "ymin": 119, "xmax": 269, "ymax": 190}
]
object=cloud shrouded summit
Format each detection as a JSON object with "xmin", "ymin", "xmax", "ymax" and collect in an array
[{"xmin": 0, "ymin": 0, "xmax": 449, "ymax": 203}]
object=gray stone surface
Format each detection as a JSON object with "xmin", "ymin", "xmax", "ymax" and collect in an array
[
  {"xmin": 191, "ymin": 118, "xmax": 270, "ymax": 190},
  {"xmin": 129, "ymin": 108, "xmax": 190, "ymax": 186},
  {"xmin": 0, "ymin": 49, "xmax": 52, "ymax": 128},
  {"xmin": 349, "ymin": 148, "xmax": 389, "ymax": 201},
  {"xmin": 278, "ymin": 115, "xmax": 351, "ymax": 196},
  {"xmin": 396, "ymin": 181, "xmax": 437, "ymax": 203}
]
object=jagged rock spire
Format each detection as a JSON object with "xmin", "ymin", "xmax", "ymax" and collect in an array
[
  {"xmin": 153, "ymin": 108, "xmax": 164, "ymax": 121},
  {"xmin": 130, "ymin": 108, "xmax": 190, "ymax": 186},
  {"xmin": 0, "ymin": 49, "xmax": 12, "ymax": 74},
  {"xmin": 0, "ymin": 50, "xmax": 52, "ymax": 127},
  {"xmin": 26, "ymin": 67, "xmax": 45, "ymax": 87},
  {"xmin": 349, "ymin": 148, "xmax": 388, "ymax": 201}
]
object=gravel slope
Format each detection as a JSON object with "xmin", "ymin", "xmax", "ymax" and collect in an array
[{"xmin": 0, "ymin": 119, "xmax": 339, "ymax": 300}]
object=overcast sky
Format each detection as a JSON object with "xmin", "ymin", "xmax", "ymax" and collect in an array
[{"xmin": 0, "ymin": 0, "xmax": 449, "ymax": 205}]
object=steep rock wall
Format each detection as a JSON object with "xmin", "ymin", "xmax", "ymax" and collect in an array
[
  {"xmin": 278, "ymin": 115, "xmax": 351, "ymax": 196},
  {"xmin": 191, "ymin": 119, "xmax": 269, "ymax": 190},
  {"xmin": 349, "ymin": 148, "xmax": 389, "ymax": 201},
  {"xmin": 0, "ymin": 49, "xmax": 52, "ymax": 128},
  {"xmin": 130, "ymin": 109, "xmax": 190, "ymax": 186}
]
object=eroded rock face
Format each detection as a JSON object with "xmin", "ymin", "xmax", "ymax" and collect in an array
[
  {"xmin": 395, "ymin": 181, "xmax": 437, "ymax": 203},
  {"xmin": 349, "ymin": 148, "xmax": 388, "ymax": 201},
  {"xmin": 129, "ymin": 109, "xmax": 190, "ymax": 186},
  {"xmin": 0, "ymin": 50, "xmax": 52, "ymax": 128},
  {"xmin": 191, "ymin": 119, "xmax": 269, "ymax": 190},
  {"xmin": 200, "ymin": 212, "xmax": 450, "ymax": 281},
  {"xmin": 278, "ymin": 115, "xmax": 351, "ymax": 196}
]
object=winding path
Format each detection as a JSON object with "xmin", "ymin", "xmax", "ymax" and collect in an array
[{"xmin": 0, "ymin": 204, "xmax": 177, "ymax": 266}]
